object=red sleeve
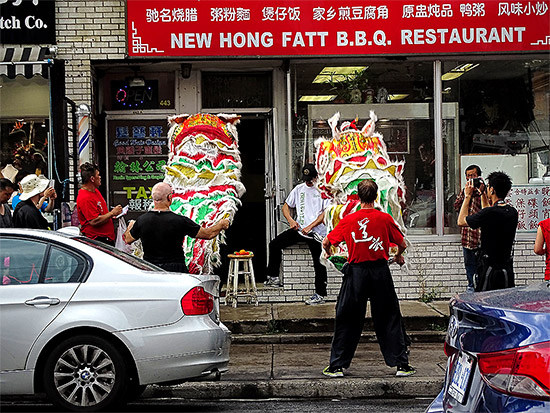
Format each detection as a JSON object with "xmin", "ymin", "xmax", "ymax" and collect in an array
[
  {"xmin": 387, "ymin": 215, "xmax": 405, "ymax": 246},
  {"xmin": 454, "ymin": 189, "xmax": 465, "ymax": 212},
  {"xmin": 327, "ymin": 215, "xmax": 348, "ymax": 246}
]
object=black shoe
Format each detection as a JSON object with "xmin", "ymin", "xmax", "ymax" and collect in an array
[
  {"xmin": 322, "ymin": 366, "xmax": 344, "ymax": 377},
  {"xmin": 396, "ymin": 364, "xmax": 416, "ymax": 377}
]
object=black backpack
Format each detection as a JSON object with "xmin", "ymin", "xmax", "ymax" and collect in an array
[{"xmin": 475, "ymin": 253, "xmax": 514, "ymax": 292}]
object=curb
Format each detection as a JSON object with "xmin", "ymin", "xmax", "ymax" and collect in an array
[
  {"xmin": 231, "ymin": 330, "xmax": 446, "ymax": 344},
  {"xmin": 144, "ymin": 377, "xmax": 444, "ymax": 400},
  {"xmin": 223, "ymin": 317, "xmax": 449, "ymax": 335}
]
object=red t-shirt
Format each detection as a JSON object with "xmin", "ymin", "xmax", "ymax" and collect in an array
[
  {"xmin": 327, "ymin": 208, "xmax": 404, "ymax": 263},
  {"xmin": 76, "ymin": 188, "xmax": 115, "ymax": 241},
  {"xmin": 540, "ymin": 218, "xmax": 550, "ymax": 280}
]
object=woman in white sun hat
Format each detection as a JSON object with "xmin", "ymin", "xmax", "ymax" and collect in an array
[{"xmin": 13, "ymin": 174, "xmax": 51, "ymax": 229}]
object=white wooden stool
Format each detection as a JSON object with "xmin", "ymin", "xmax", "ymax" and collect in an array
[{"xmin": 225, "ymin": 253, "xmax": 258, "ymax": 308}]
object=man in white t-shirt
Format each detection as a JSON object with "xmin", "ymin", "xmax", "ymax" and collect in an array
[{"xmin": 265, "ymin": 164, "xmax": 329, "ymax": 305}]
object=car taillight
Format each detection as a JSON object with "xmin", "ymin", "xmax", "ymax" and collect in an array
[
  {"xmin": 444, "ymin": 341, "xmax": 458, "ymax": 357},
  {"xmin": 181, "ymin": 286, "xmax": 214, "ymax": 315},
  {"xmin": 477, "ymin": 341, "xmax": 550, "ymax": 401}
]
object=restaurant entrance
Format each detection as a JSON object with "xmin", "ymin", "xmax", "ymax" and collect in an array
[{"xmin": 216, "ymin": 114, "xmax": 277, "ymax": 284}]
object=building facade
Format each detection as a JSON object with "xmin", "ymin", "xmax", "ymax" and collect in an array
[{"xmin": 1, "ymin": 0, "xmax": 548, "ymax": 300}]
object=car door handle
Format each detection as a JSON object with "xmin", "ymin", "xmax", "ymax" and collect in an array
[{"xmin": 25, "ymin": 296, "xmax": 61, "ymax": 307}]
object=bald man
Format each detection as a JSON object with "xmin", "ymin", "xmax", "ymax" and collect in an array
[{"xmin": 124, "ymin": 182, "xmax": 229, "ymax": 272}]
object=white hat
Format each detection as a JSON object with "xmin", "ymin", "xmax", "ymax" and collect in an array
[{"xmin": 19, "ymin": 174, "xmax": 49, "ymax": 201}]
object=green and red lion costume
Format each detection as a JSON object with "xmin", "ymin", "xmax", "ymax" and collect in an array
[
  {"xmin": 315, "ymin": 111, "xmax": 407, "ymax": 268},
  {"xmin": 163, "ymin": 113, "xmax": 245, "ymax": 275}
]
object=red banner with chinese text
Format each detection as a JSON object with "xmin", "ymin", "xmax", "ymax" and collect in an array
[{"xmin": 127, "ymin": 0, "xmax": 550, "ymax": 57}]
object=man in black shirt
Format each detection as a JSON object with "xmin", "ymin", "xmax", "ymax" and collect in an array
[
  {"xmin": 124, "ymin": 182, "xmax": 229, "ymax": 272},
  {"xmin": 458, "ymin": 171, "xmax": 518, "ymax": 291}
]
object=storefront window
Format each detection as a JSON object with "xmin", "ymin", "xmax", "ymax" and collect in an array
[
  {"xmin": 101, "ymin": 72, "xmax": 175, "ymax": 111},
  {"xmin": 443, "ymin": 57, "xmax": 550, "ymax": 232},
  {"xmin": 0, "ymin": 76, "xmax": 50, "ymax": 180},
  {"xmin": 292, "ymin": 61, "xmax": 437, "ymax": 234},
  {"xmin": 202, "ymin": 72, "xmax": 272, "ymax": 109}
]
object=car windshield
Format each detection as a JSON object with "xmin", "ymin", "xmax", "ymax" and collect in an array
[{"xmin": 75, "ymin": 238, "xmax": 164, "ymax": 272}]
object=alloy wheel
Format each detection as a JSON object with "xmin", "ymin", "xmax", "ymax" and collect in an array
[{"xmin": 52, "ymin": 344, "xmax": 116, "ymax": 407}]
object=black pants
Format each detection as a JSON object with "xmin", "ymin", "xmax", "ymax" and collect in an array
[
  {"xmin": 329, "ymin": 260, "xmax": 409, "ymax": 369},
  {"xmin": 266, "ymin": 229, "xmax": 327, "ymax": 296}
]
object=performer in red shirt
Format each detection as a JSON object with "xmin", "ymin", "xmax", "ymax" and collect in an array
[
  {"xmin": 76, "ymin": 163, "xmax": 122, "ymax": 245},
  {"xmin": 321, "ymin": 179, "xmax": 415, "ymax": 378}
]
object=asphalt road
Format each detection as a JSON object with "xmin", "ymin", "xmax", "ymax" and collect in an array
[{"xmin": 1, "ymin": 397, "xmax": 433, "ymax": 412}]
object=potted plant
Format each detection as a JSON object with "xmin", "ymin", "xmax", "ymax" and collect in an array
[{"xmin": 326, "ymin": 69, "xmax": 369, "ymax": 103}]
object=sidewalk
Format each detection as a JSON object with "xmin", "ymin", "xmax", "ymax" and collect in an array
[
  {"xmin": 144, "ymin": 300, "xmax": 450, "ymax": 400},
  {"xmin": 222, "ymin": 300, "xmax": 449, "ymax": 340}
]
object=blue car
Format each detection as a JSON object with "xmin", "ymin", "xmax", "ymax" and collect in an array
[{"xmin": 427, "ymin": 282, "xmax": 550, "ymax": 413}]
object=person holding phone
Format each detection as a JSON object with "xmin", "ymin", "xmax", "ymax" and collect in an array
[
  {"xmin": 12, "ymin": 174, "xmax": 52, "ymax": 230},
  {"xmin": 453, "ymin": 165, "xmax": 487, "ymax": 291},
  {"xmin": 458, "ymin": 171, "xmax": 518, "ymax": 291},
  {"xmin": 37, "ymin": 183, "xmax": 57, "ymax": 213},
  {"xmin": 11, "ymin": 171, "xmax": 56, "ymax": 212}
]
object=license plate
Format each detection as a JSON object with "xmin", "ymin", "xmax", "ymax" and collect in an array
[{"xmin": 448, "ymin": 351, "xmax": 474, "ymax": 404}]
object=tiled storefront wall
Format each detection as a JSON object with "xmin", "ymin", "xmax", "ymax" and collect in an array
[{"xmin": 258, "ymin": 240, "xmax": 545, "ymax": 303}]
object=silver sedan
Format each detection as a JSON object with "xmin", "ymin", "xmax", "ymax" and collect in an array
[{"xmin": 0, "ymin": 228, "xmax": 231, "ymax": 411}]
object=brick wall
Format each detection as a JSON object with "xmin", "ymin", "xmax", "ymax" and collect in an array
[
  {"xmin": 56, "ymin": 0, "xmax": 126, "ymax": 167},
  {"xmin": 257, "ymin": 240, "xmax": 545, "ymax": 303}
]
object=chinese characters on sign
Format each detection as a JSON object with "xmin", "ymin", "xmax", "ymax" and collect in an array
[
  {"xmin": 108, "ymin": 120, "xmax": 168, "ymax": 220},
  {"xmin": 127, "ymin": 0, "xmax": 550, "ymax": 57},
  {"xmin": 508, "ymin": 185, "xmax": 550, "ymax": 232}
]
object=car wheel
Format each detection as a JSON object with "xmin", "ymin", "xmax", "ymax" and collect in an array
[{"xmin": 42, "ymin": 335, "xmax": 128, "ymax": 412}]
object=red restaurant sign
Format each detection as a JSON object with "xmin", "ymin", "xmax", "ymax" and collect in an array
[{"xmin": 127, "ymin": 0, "xmax": 550, "ymax": 57}]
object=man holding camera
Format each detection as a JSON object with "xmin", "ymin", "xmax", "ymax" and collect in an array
[
  {"xmin": 458, "ymin": 171, "xmax": 518, "ymax": 291},
  {"xmin": 454, "ymin": 165, "xmax": 486, "ymax": 291}
]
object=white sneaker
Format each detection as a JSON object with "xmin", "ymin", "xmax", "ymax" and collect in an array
[{"xmin": 305, "ymin": 293, "xmax": 325, "ymax": 305}]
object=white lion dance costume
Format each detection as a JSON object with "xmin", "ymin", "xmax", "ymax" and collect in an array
[
  {"xmin": 163, "ymin": 113, "xmax": 245, "ymax": 275},
  {"xmin": 315, "ymin": 111, "xmax": 406, "ymax": 269}
]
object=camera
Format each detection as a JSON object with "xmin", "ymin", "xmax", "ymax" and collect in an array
[{"xmin": 472, "ymin": 177, "xmax": 483, "ymax": 188}]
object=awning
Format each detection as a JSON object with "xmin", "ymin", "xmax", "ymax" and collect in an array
[{"xmin": 0, "ymin": 46, "xmax": 52, "ymax": 79}]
